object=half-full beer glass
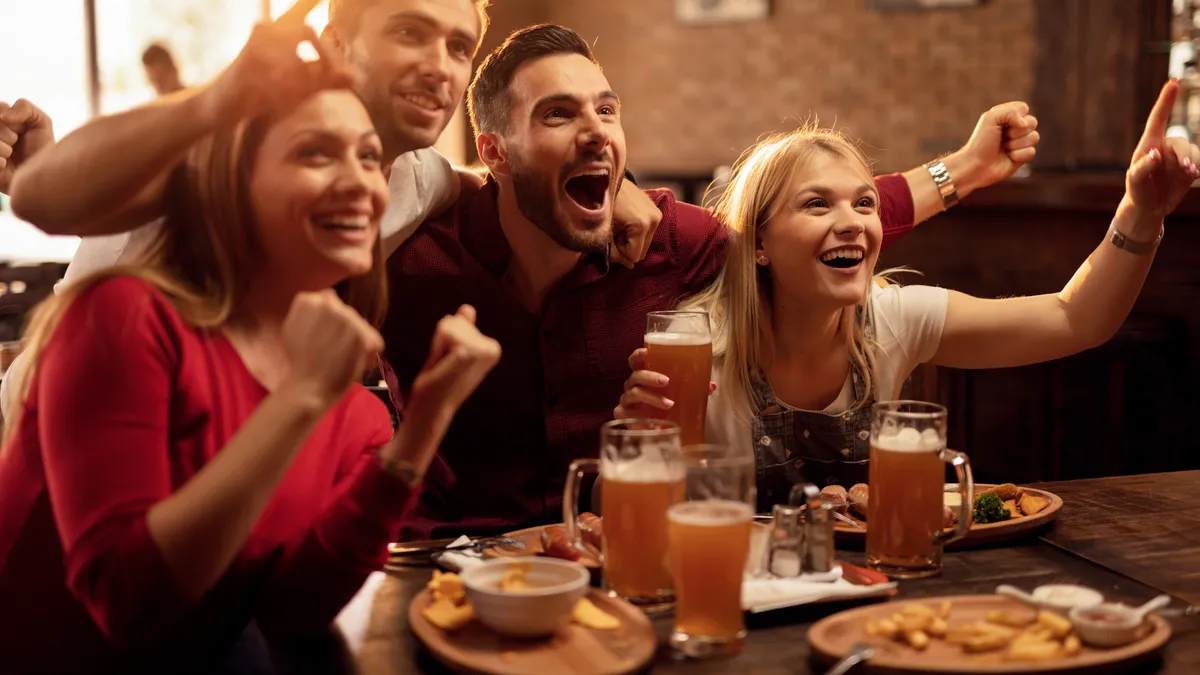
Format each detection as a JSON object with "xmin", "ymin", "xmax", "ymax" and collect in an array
[
  {"xmin": 867, "ymin": 401, "xmax": 974, "ymax": 579},
  {"xmin": 667, "ymin": 444, "xmax": 755, "ymax": 658},
  {"xmin": 564, "ymin": 420, "xmax": 684, "ymax": 609},
  {"xmin": 644, "ymin": 311, "xmax": 713, "ymax": 446}
]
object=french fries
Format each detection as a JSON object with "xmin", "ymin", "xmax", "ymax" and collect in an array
[{"xmin": 862, "ymin": 599, "xmax": 1086, "ymax": 663}]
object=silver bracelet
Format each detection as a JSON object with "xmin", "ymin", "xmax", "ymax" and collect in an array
[
  {"xmin": 925, "ymin": 160, "xmax": 959, "ymax": 210},
  {"xmin": 1107, "ymin": 222, "xmax": 1163, "ymax": 255}
]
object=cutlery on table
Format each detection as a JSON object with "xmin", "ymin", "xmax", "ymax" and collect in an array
[{"xmin": 823, "ymin": 642, "xmax": 875, "ymax": 675}]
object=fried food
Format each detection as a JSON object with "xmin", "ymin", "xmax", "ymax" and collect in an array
[
  {"xmin": 1019, "ymin": 493, "xmax": 1050, "ymax": 516},
  {"xmin": 994, "ymin": 483, "xmax": 1023, "ymax": 501},
  {"xmin": 498, "ymin": 562, "xmax": 532, "ymax": 591},
  {"xmin": 820, "ymin": 485, "xmax": 849, "ymax": 514},
  {"xmin": 867, "ymin": 599, "xmax": 1086, "ymax": 662},
  {"xmin": 848, "ymin": 483, "xmax": 869, "ymax": 519},
  {"xmin": 429, "ymin": 570, "xmax": 466, "ymax": 605},
  {"xmin": 422, "ymin": 597, "xmax": 476, "ymax": 630},
  {"xmin": 1035, "ymin": 610, "xmax": 1074, "ymax": 639},
  {"xmin": 572, "ymin": 597, "xmax": 620, "ymax": 630},
  {"xmin": 540, "ymin": 524, "xmax": 581, "ymax": 561},
  {"xmin": 1002, "ymin": 499, "xmax": 1018, "ymax": 518},
  {"xmin": 986, "ymin": 610, "xmax": 1035, "ymax": 628}
]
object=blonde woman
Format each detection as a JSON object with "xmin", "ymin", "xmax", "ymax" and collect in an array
[
  {"xmin": 616, "ymin": 81, "xmax": 1197, "ymax": 508},
  {"xmin": 0, "ymin": 7, "xmax": 499, "ymax": 673}
]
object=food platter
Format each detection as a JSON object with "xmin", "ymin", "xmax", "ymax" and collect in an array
[
  {"xmin": 409, "ymin": 586, "xmax": 656, "ymax": 675},
  {"xmin": 808, "ymin": 594, "xmax": 1171, "ymax": 674},
  {"xmin": 829, "ymin": 484, "xmax": 1063, "ymax": 548}
]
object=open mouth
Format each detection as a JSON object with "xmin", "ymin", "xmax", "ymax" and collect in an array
[
  {"xmin": 314, "ymin": 213, "xmax": 373, "ymax": 237},
  {"xmin": 819, "ymin": 246, "xmax": 865, "ymax": 269},
  {"xmin": 564, "ymin": 172, "xmax": 610, "ymax": 211}
]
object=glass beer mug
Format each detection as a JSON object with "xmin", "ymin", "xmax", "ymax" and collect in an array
[
  {"xmin": 564, "ymin": 419, "xmax": 684, "ymax": 610},
  {"xmin": 866, "ymin": 401, "xmax": 974, "ymax": 579},
  {"xmin": 644, "ymin": 311, "xmax": 713, "ymax": 447}
]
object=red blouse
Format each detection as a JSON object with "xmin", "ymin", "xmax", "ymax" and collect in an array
[{"xmin": 0, "ymin": 277, "xmax": 411, "ymax": 673}]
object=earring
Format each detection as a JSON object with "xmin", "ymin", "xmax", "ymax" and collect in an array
[{"xmin": 756, "ymin": 255, "xmax": 769, "ymax": 266}]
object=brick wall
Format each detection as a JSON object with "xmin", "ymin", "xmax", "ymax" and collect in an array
[{"xmin": 475, "ymin": 0, "xmax": 1035, "ymax": 175}]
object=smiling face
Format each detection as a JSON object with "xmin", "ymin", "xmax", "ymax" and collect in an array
[
  {"xmin": 758, "ymin": 149, "xmax": 882, "ymax": 309},
  {"xmin": 485, "ymin": 52, "xmax": 626, "ymax": 253},
  {"xmin": 249, "ymin": 90, "xmax": 389, "ymax": 291},
  {"xmin": 332, "ymin": 0, "xmax": 482, "ymax": 156}
]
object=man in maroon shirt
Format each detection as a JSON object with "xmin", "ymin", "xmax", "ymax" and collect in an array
[{"xmin": 381, "ymin": 23, "xmax": 1040, "ymax": 540}]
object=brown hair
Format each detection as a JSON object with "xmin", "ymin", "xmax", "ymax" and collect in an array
[
  {"xmin": 329, "ymin": 0, "xmax": 491, "ymax": 39},
  {"xmin": 141, "ymin": 43, "xmax": 176, "ymax": 69},
  {"xmin": 1, "ymin": 110, "xmax": 387, "ymax": 446},
  {"xmin": 467, "ymin": 23, "xmax": 597, "ymax": 138}
]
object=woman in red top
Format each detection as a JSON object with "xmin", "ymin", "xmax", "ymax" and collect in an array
[{"xmin": 0, "ymin": 6, "xmax": 499, "ymax": 673}]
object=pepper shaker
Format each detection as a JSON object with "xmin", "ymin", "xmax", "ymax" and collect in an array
[{"xmin": 799, "ymin": 485, "xmax": 836, "ymax": 573}]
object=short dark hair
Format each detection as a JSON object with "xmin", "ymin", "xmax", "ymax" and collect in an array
[
  {"xmin": 329, "ymin": 0, "xmax": 491, "ymax": 38},
  {"xmin": 467, "ymin": 24, "xmax": 597, "ymax": 138},
  {"xmin": 141, "ymin": 43, "xmax": 176, "ymax": 69}
]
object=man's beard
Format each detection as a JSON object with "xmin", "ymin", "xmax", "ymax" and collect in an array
[{"xmin": 509, "ymin": 152, "xmax": 611, "ymax": 254}]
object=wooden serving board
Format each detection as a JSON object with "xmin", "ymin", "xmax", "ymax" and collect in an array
[
  {"xmin": 834, "ymin": 485, "xmax": 1063, "ymax": 548},
  {"xmin": 808, "ymin": 594, "xmax": 1171, "ymax": 674},
  {"xmin": 408, "ymin": 588, "xmax": 656, "ymax": 675}
]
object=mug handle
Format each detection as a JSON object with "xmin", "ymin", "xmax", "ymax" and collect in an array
[
  {"xmin": 933, "ymin": 448, "xmax": 974, "ymax": 546},
  {"xmin": 563, "ymin": 458, "xmax": 603, "ymax": 561}
]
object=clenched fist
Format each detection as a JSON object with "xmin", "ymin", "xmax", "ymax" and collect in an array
[
  {"xmin": 282, "ymin": 290, "xmax": 384, "ymax": 408},
  {"xmin": 0, "ymin": 99, "xmax": 54, "ymax": 195},
  {"xmin": 409, "ymin": 305, "xmax": 501, "ymax": 417}
]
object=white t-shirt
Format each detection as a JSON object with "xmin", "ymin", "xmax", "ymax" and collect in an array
[
  {"xmin": 0, "ymin": 147, "xmax": 457, "ymax": 421},
  {"xmin": 705, "ymin": 283, "xmax": 949, "ymax": 457}
]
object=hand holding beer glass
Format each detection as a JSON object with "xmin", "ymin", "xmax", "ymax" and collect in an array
[
  {"xmin": 866, "ymin": 401, "xmax": 974, "ymax": 579},
  {"xmin": 667, "ymin": 444, "xmax": 755, "ymax": 658},
  {"xmin": 643, "ymin": 311, "xmax": 713, "ymax": 446},
  {"xmin": 564, "ymin": 420, "xmax": 684, "ymax": 610}
]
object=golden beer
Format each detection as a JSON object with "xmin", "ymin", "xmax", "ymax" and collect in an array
[
  {"xmin": 668, "ymin": 499, "xmax": 753, "ymax": 647},
  {"xmin": 866, "ymin": 401, "xmax": 973, "ymax": 579},
  {"xmin": 865, "ymin": 442, "xmax": 944, "ymax": 570},
  {"xmin": 601, "ymin": 474, "xmax": 685, "ymax": 601},
  {"xmin": 644, "ymin": 332, "xmax": 713, "ymax": 446}
]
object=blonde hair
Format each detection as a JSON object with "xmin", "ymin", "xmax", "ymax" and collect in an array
[
  {"xmin": 683, "ymin": 125, "xmax": 885, "ymax": 422},
  {"xmin": 2, "ymin": 111, "xmax": 387, "ymax": 447}
]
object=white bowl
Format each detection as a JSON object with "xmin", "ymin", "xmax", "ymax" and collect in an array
[
  {"xmin": 1069, "ymin": 603, "xmax": 1143, "ymax": 647},
  {"xmin": 460, "ymin": 558, "xmax": 590, "ymax": 638},
  {"xmin": 1031, "ymin": 584, "xmax": 1104, "ymax": 615}
]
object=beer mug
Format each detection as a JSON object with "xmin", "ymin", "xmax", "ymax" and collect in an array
[
  {"xmin": 866, "ymin": 401, "xmax": 973, "ymax": 579},
  {"xmin": 644, "ymin": 311, "xmax": 713, "ymax": 446},
  {"xmin": 667, "ymin": 444, "xmax": 755, "ymax": 658},
  {"xmin": 564, "ymin": 419, "xmax": 684, "ymax": 610}
]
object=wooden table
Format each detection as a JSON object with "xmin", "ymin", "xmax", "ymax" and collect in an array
[
  {"xmin": 354, "ymin": 472, "xmax": 1200, "ymax": 674},
  {"xmin": 1031, "ymin": 471, "xmax": 1200, "ymax": 606}
]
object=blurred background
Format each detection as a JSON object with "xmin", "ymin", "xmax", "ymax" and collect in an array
[{"xmin": 3, "ymin": 0, "xmax": 1200, "ymax": 484}]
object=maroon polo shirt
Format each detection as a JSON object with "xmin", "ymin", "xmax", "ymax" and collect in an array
[{"xmin": 381, "ymin": 175, "xmax": 915, "ymax": 540}]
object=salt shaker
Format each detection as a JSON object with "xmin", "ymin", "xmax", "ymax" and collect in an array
[{"xmin": 765, "ymin": 503, "xmax": 804, "ymax": 577}]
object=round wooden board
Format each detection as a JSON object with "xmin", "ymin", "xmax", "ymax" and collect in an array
[
  {"xmin": 409, "ymin": 588, "xmax": 656, "ymax": 675},
  {"xmin": 808, "ymin": 594, "xmax": 1171, "ymax": 674},
  {"xmin": 482, "ymin": 525, "xmax": 601, "ymax": 568},
  {"xmin": 834, "ymin": 485, "xmax": 1063, "ymax": 548}
]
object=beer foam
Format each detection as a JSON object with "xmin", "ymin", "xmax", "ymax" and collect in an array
[
  {"xmin": 667, "ymin": 499, "xmax": 753, "ymax": 526},
  {"xmin": 645, "ymin": 332, "xmax": 712, "ymax": 347},
  {"xmin": 872, "ymin": 426, "xmax": 944, "ymax": 453},
  {"xmin": 602, "ymin": 457, "xmax": 685, "ymax": 483}
]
